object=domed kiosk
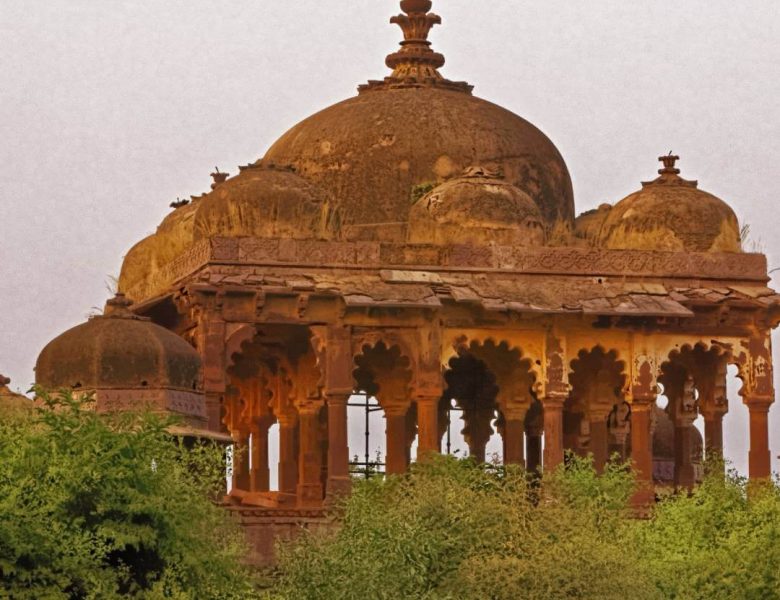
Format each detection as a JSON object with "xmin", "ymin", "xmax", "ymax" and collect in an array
[
  {"xmin": 36, "ymin": 294, "xmax": 208, "ymax": 431},
  {"xmin": 38, "ymin": 0, "xmax": 779, "ymax": 566}
]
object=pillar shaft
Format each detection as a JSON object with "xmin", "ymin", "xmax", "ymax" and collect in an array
[
  {"xmin": 590, "ymin": 417, "xmax": 609, "ymax": 473},
  {"xmin": 526, "ymin": 430, "xmax": 542, "ymax": 473},
  {"xmin": 543, "ymin": 396, "xmax": 565, "ymax": 471},
  {"xmin": 416, "ymin": 397, "xmax": 441, "ymax": 456},
  {"xmin": 297, "ymin": 408, "xmax": 324, "ymax": 506},
  {"xmin": 703, "ymin": 412, "xmax": 725, "ymax": 459},
  {"xmin": 747, "ymin": 401, "xmax": 772, "ymax": 481},
  {"xmin": 385, "ymin": 409, "xmax": 409, "ymax": 475},
  {"xmin": 630, "ymin": 399, "xmax": 654, "ymax": 505},
  {"xmin": 504, "ymin": 417, "xmax": 526, "ymax": 466},
  {"xmin": 232, "ymin": 432, "xmax": 251, "ymax": 493},
  {"xmin": 278, "ymin": 419, "xmax": 298, "ymax": 495},
  {"xmin": 674, "ymin": 422, "xmax": 696, "ymax": 491},
  {"xmin": 326, "ymin": 394, "xmax": 351, "ymax": 498}
]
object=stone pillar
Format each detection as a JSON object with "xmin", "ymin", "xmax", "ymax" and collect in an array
[
  {"xmin": 416, "ymin": 396, "xmax": 441, "ymax": 457},
  {"xmin": 464, "ymin": 408, "xmax": 494, "ymax": 463},
  {"xmin": 747, "ymin": 398, "xmax": 772, "ymax": 481},
  {"xmin": 542, "ymin": 395, "xmax": 566, "ymax": 471},
  {"xmin": 385, "ymin": 405, "xmax": 409, "ymax": 475},
  {"xmin": 503, "ymin": 408, "xmax": 527, "ymax": 466},
  {"xmin": 674, "ymin": 419, "xmax": 696, "ymax": 491},
  {"xmin": 326, "ymin": 393, "xmax": 352, "ymax": 498},
  {"xmin": 249, "ymin": 419, "xmax": 272, "ymax": 493},
  {"xmin": 232, "ymin": 430, "xmax": 251, "ymax": 493},
  {"xmin": 526, "ymin": 425, "xmax": 543, "ymax": 473},
  {"xmin": 590, "ymin": 413, "xmax": 610, "ymax": 473},
  {"xmin": 278, "ymin": 415, "xmax": 298, "ymax": 495},
  {"xmin": 630, "ymin": 398, "xmax": 655, "ymax": 505},
  {"xmin": 297, "ymin": 405, "xmax": 324, "ymax": 507},
  {"xmin": 703, "ymin": 410, "xmax": 725, "ymax": 459}
]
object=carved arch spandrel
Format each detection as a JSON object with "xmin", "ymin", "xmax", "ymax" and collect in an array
[
  {"xmin": 352, "ymin": 340, "xmax": 414, "ymax": 412},
  {"xmin": 441, "ymin": 329, "xmax": 545, "ymax": 394},
  {"xmin": 568, "ymin": 346, "xmax": 628, "ymax": 417},
  {"xmin": 449, "ymin": 338, "xmax": 539, "ymax": 418}
]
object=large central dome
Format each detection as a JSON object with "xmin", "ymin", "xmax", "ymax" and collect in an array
[
  {"xmin": 262, "ymin": 0, "xmax": 573, "ymax": 237},
  {"xmin": 119, "ymin": 0, "xmax": 575, "ymax": 297},
  {"xmin": 263, "ymin": 87, "xmax": 573, "ymax": 233}
]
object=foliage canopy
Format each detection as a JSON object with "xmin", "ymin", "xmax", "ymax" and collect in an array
[
  {"xmin": 270, "ymin": 455, "xmax": 780, "ymax": 600},
  {"xmin": 0, "ymin": 390, "xmax": 257, "ymax": 599}
]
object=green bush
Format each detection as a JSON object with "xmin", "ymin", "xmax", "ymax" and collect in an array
[
  {"xmin": 0, "ymin": 390, "xmax": 258, "ymax": 599},
  {"xmin": 270, "ymin": 455, "xmax": 780, "ymax": 600},
  {"xmin": 270, "ymin": 455, "xmax": 658, "ymax": 600}
]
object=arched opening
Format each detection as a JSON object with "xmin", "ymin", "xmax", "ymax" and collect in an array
[
  {"xmin": 223, "ymin": 324, "xmax": 324, "ymax": 506},
  {"xmin": 658, "ymin": 343, "xmax": 727, "ymax": 489},
  {"xmin": 352, "ymin": 341, "xmax": 414, "ymax": 476},
  {"xmin": 567, "ymin": 347, "xmax": 627, "ymax": 472},
  {"xmin": 443, "ymin": 340, "xmax": 537, "ymax": 466}
]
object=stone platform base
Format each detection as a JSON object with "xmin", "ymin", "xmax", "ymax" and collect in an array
[{"xmin": 224, "ymin": 505, "xmax": 333, "ymax": 567}]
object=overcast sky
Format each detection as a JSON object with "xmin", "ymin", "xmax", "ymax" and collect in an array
[{"xmin": 1, "ymin": 0, "xmax": 778, "ymax": 474}]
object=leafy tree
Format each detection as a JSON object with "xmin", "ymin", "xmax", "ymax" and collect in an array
[
  {"xmin": 0, "ymin": 389, "xmax": 258, "ymax": 599},
  {"xmin": 270, "ymin": 454, "xmax": 659, "ymax": 600},
  {"xmin": 636, "ymin": 467, "xmax": 780, "ymax": 600}
]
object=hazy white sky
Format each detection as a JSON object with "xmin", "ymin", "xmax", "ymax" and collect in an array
[{"xmin": 1, "ymin": 0, "xmax": 778, "ymax": 473}]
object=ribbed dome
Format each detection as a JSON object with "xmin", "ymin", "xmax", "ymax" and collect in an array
[
  {"xmin": 408, "ymin": 167, "xmax": 546, "ymax": 246},
  {"xmin": 598, "ymin": 156, "xmax": 741, "ymax": 253},
  {"xmin": 263, "ymin": 86, "xmax": 573, "ymax": 237},
  {"xmin": 193, "ymin": 167, "xmax": 336, "ymax": 242},
  {"xmin": 36, "ymin": 294, "xmax": 201, "ymax": 392}
]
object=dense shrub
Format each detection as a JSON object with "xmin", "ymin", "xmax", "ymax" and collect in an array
[
  {"xmin": 0, "ymin": 390, "xmax": 258, "ymax": 599},
  {"xmin": 270, "ymin": 455, "xmax": 658, "ymax": 600},
  {"xmin": 270, "ymin": 456, "xmax": 780, "ymax": 600}
]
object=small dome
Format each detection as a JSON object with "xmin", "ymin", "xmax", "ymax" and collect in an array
[
  {"xmin": 574, "ymin": 204, "xmax": 612, "ymax": 246},
  {"xmin": 193, "ymin": 167, "xmax": 337, "ymax": 242},
  {"xmin": 408, "ymin": 167, "xmax": 546, "ymax": 246},
  {"xmin": 0, "ymin": 375, "xmax": 32, "ymax": 417},
  {"xmin": 36, "ymin": 294, "xmax": 201, "ymax": 393},
  {"xmin": 598, "ymin": 155, "xmax": 742, "ymax": 253},
  {"xmin": 119, "ymin": 168, "xmax": 337, "ymax": 297}
]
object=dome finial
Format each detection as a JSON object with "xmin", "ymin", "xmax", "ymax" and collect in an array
[
  {"xmin": 104, "ymin": 292, "xmax": 135, "ymax": 318},
  {"xmin": 360, "ymin": 1, "xmax": 472, "ymax": 94},
  {"xmin": 642, "ymin": 153, "xmax": 698, "ymax": 189},
  {"xmin": 386, "ymin": 0, "xmax": 444, "ymax": 80},
  {"xmin": 658, "ymin": 152, "xmax": 681, "ymax": 176}
]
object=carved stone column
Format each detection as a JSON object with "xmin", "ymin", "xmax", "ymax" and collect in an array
[
  {"xmin": 671, "ymin": 376, "xmax": 697, "ymax": 491},
  {"xmin": 297, "ymin": 404, "xmax": 324, "ymax": 507},
  {"xmin": 277, "ymin": 414, "xmax": 299, "ymax": 496},
  {"xmin": 464, "ymin": 407, "xmax": 494, "ymax": 463},
  {"xmin": 542, "ymin": 395, "xmax": 566, "ymax": 471},
  {"xmin": 503, "ymin": 407, "xmax": 527, "ymax": 466},
  {"xmin": 416, "ymin": 395, "xmax": 441, "ymax": 456},
  {"xmin": 590, "ymin": 410, "xmax": 611, "ymax": 473},
  {"xmin": 385, "ymin": 405, "xmax": 410, "ymax": 475},
  {"xmin": 326, "ymin": 393, "xmax": 352, "ymax": 498},
  {"xmin": 630, "ymin": 398, "xmax": 655, "ymax": 505},
  {"xmin": 526, "ymin": 423, "xmax": 543, "ymax": 473},
  {"xmin": 747, "ymin": 398, "xmax": 772, "ymax": 481},
  {"xmin": 232, "ymin": 429, "xmax": 251, "ymax": 493},
  {"xmin": 703, "ymin": 410, "xmax": 726, "ymax": 459}
]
